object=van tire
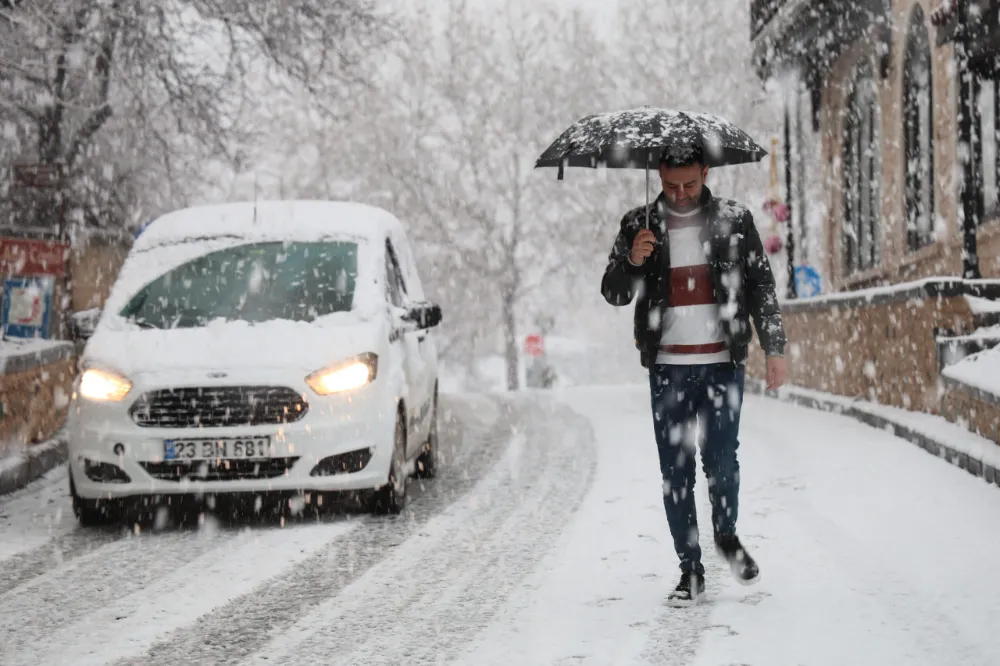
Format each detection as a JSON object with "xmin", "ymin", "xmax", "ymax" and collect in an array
[
  {"xmin": 70, "ymin": 473, "xmax": 118, "ymax": 527},
  {"xmin": 415, "ymin": 390, "xmax": 438, "ymax": 480},
  {"xmin": 367, "ymin": 411, "xmax": 408, "ymax": 515}
]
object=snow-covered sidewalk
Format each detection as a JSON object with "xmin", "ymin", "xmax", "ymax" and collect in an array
[
  {"xmin": 460, "ymin": 384, "xmax": 1000, "ymax": 666},
  {"xmin": 691, "ymin": 391, "xmax": 1000, "ymax": 666},
  {"xmin": 749, "ymin": 381, "xmax": 1000, "ymax": 472}
]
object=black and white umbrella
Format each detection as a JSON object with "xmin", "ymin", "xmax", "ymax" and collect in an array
[{"xmin": 535, "ymin": 107, "xmax": 767, "ymax": 226}]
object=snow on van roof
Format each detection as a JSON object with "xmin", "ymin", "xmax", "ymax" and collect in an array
[{"xmin": 134, "ymin": 200, "xmax": 402, "ymax": 249}]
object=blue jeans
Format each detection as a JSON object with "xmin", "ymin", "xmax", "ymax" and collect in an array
[{"xmin": 649, "ymin": 363, "xmax": 745, "ymax": 575}]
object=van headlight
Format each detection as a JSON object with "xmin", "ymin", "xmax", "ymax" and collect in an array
[
  {"xmin": 306, "ymin": 353, "xmax": 378, "ymax": 395},
  {"xmin": 79, "ymin": 368, "xmax": 133, "ymax": 402}
]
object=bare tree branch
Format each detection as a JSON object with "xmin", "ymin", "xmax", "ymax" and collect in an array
[
  {"xmin": 66, "ymin": 1, "xmax": 120, "ymax": 166},
  {"xmin": 0, "ymin": 0, "xmax": 393, "ymax": 234}
]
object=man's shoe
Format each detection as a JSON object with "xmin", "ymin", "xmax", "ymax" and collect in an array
[
  {"xmin": 666, "ymin": 571, "xmax": 706, "ymax": 607},
  {"xmin": 715, "ymin": 534, "xmax": 760, "ymax": 585}
]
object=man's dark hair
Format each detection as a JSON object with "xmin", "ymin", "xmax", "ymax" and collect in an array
[{"xmin": 658, "ymin": 144, "xmax": 704, "ymax": 169}]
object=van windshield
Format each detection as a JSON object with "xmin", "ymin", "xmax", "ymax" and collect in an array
[{"xmin": 119, "ymin": 241, "xmax": 358, "ymax": 329}]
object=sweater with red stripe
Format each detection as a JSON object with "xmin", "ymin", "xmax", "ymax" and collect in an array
[{"xmin": 655, "ymin": 204, "xmax": 730, "ymax": 365}]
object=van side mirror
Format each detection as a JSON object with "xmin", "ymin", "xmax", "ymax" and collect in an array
[
  {"xmin": 69, "ymin": 307, "xmax": 102, "ymax": 341},
  {"xmin": 399, "ymin": 302, "xmax": 442, "ymax": 331}
]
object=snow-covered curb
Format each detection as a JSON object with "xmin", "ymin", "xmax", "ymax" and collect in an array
[
  {"xmin": 745, "ymin": 380, "xmax": 1000, "ymax": 489},
  {"xmin": 776, "ymin": 277, "xmax": 1000, "ymax": 313},
  {"xmin": 0, "ymin": 339, "xmax": 75, "ymax": 374},
  {"xmin": 0, "ymin": 429, "xmax": 67, "ymax": 496}
]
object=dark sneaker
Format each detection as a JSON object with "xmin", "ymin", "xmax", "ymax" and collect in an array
[
  {"xmin": 666, "ymin": 572, "xmax": 706, "ymax": 607},
  {"xmin": 715, "ymin": 534, "xmax": 760, "ymax": 585}
]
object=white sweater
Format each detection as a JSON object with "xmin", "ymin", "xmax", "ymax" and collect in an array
[{"xmin": 654, "ymin": 206, "xmax": 731, "ymax": 365}]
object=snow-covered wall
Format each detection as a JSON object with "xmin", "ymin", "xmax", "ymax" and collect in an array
[
  {"xmin": 746, "ymin": 279, "xmax": 1000, "ymax": 414},
  {"xmin": 0, "ymin": 340, "xmax": 75, "ymax": 459}
]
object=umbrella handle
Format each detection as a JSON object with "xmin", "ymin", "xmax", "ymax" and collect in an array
[{"xmin": 645, "ymin": 153, "xmax": 650, "ymax": 230}]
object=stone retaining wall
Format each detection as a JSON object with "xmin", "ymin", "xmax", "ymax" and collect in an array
[
  {"xmin": 0, "ymin": 341, "xmax": 76, "ymax": 458},
  {"xmin": 747, "ymin": 279, "xmax": 1000, "ymax": 414},
  {"xmin": 939, "ymin": 376, "xmax": 1000, "ymax": 444}
]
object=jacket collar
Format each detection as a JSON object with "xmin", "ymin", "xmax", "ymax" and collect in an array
[{"xmin": 652, "ymin": 185, "xmax": 717, "ymax": 228}]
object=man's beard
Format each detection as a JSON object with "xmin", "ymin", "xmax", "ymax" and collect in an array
[{"xmin": 669, "ymin": 197, "xmax": 700, "ymax": 212}]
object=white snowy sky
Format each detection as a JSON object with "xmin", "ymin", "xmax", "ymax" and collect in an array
[{"xmin": 396, "ymin": 0, "xmax": 624, "ymax": 38}]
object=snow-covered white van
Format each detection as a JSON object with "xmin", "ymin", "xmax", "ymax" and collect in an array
[{"xmin": 67, "ymin": 201, "xmax": 442, "ymax": 523}]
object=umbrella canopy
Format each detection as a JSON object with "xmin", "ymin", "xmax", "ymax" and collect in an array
[{"xmin": 535, "ymin": 107, "xmax": 767, "ymax": 179}]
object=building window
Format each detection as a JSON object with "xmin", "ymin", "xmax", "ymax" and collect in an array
[
  {"xmin": 787, "ymin": 84, "xmax": 807, "ymax": 265},
  {"xmin": 903, "ymin": 6, "xmax": 935, "ymax": 251},
  {"xmin": 976, "ymin": 78, "xmax": 999, "ymax": 221},
  {"xmin": 843, "ymin": 65, "xmax": 881, "ymax": 275}
]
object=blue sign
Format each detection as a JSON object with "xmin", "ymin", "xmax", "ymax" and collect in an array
[
  {"xmin": 794, "ymin": 264, "xmax": 822, "ymax": 298},
  {"xmin": 2, "ymin": 276, "xmax": 55, "ymax": 339}
]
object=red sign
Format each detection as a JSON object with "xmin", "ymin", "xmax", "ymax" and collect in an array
[
  {"xmin": 0, "ymin": 238, "xmax": 69, "ymax": 276},
  {"xmin": 524, "ymin": 334, "xmax": 545, "ymax": 357}
]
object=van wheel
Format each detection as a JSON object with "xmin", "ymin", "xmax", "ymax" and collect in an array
[
  {"xmin": 367, "ymin": 412, "xmax": 408, "ymax": 515},
  {"xmin": 70, "ymin": 474, "xmax": 117, "ymax": 527},
  {"xmin": 415, "ymin": 392, "xmax": 438, "ymax": 480}
]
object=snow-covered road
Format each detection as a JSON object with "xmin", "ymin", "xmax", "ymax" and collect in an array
[{"xmin": 2, "ymin": 385, "xmax": 999, "ymax": 666}]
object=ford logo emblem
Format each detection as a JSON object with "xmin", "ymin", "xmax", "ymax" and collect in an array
[{"xmin": 207, "ymin": 372, "xmax": 228, "ymax": 378}]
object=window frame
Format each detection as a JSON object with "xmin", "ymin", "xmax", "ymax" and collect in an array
[
  {"xmin": 903, "ymin": 5, "xmax": 936, "ymax": 252},
  {"xmin": 842, "ymin": 64, "xmax": 882, "ymax": 276}
]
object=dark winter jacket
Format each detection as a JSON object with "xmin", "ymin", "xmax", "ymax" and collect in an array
[{"xmin": 601, "ymin": 185, "xmax": 786, "ymax": 369}]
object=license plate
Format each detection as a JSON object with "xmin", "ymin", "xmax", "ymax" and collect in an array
[{"xmin": 163, "ymin": 437, "xmax": 271, "ymax": 461}]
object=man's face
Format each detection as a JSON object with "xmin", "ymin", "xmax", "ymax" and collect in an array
[{"xmin": 659, "ymin": 163, "xmax": 709, "ymax": 211}]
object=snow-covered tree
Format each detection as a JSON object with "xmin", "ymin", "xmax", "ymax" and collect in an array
[
  {"xmin": 269, "ymin": 0, "xmax": 620, "ymax": 390},
  {"xmin": 0, "ymin": 0, "xmax": 390, "ymax": 233}
]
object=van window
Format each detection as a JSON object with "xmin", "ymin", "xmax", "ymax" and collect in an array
[{"xmin": 119, "ymin": 241, "xmax": 358, "ymax": 329}]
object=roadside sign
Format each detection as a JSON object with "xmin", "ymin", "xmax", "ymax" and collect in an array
[
  {"xmin": 524, "ymin": 334, "xmax": 545, "ymax": 357},
  {"xmin": 0, "ymin": 238, "xmax": 69, "ymax": 276},
  {"xmin": 2, "ymin": 275, "xmax": 55, "ymax": 339},
  {"xmin": 794, "ymin": 264, "xmax": 822, "ymax": 298}
]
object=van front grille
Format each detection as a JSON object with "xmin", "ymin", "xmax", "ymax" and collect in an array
[{"xmin": 129, "ymin": 386, "xmax": 308, "ymax": 428}]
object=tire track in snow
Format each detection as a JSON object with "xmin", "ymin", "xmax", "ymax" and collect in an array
[
  {"xmin": 0, "ymin": 528, "xmax": 122, "ymax": 597},
  {"xmin": 110, "ymin": 393, "xmax": 517, "ymax": 666},
  {"xmin": 0, "ymin": 526, "xmax": 247, "ymax": 664},
  {"xmin": 10, "ymin": 522, "xmax": 355, "ymax": 666},
  {"xmin": 243, "ymin": 395, "xmax": 598, "ymax": 666}
]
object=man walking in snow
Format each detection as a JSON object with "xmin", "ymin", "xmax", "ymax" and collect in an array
[{"xmin": 601, "ymin": 145, "xmax": 787, "ymax": 606}]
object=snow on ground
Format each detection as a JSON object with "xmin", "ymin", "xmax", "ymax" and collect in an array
[
  {"xmin": 2, "ymin": 385, "xmax": 1000, "ymax": 665},
  {"xmin": 7, "ymin": 520, "xmax": 354, "ymax": 666},
  {"xmin": 0, "ymin": 465, "xmax": 77, "ymax": 562},
  {"xmin": 455, "ymin": 384, "xmax": 711, "ymax": 666},
  {"xmin": 690, "ymin": 394, "xmax": 1000, "ymax": 666},
  {"xmin": 240, "ymin": 394, "xmax": 597, "ymax": 666},
  {"xmin": 456, "ymin": 385, "xmax": 1000, "ymax": 666}
]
